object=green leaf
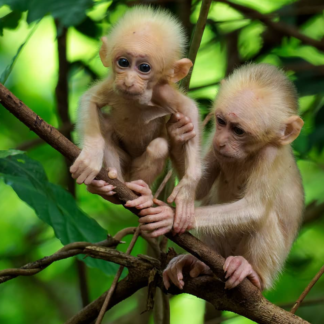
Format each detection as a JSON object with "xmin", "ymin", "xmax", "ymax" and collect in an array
[
  {"xmin": 75, "ymin": 16, "xmax": 100, "ymax": 39},
  {"xmin": 0, "ymin": 23, "xmax": 37, "ymax": 84},
  {"xmin": 0, "ymin": 10, "xmax": 22, "ymax": 35},
  {"xmin": 27, "ymin": 0, "xmax": 94, "ymax": 27},
  {"xmin": 0, "ymin": 0, "xmax": 30, "ymax": 12},
  {"xmin": 0, "ymin": 150, "xmax": 117, "ymax": 275}
]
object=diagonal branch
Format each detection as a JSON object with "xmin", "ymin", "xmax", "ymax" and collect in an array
[
  {"xmin": 0, "ymin": 237, "xmax": 119, "ymax": 284},
  {"xmin": 216, "ymin": 0, "xmax": 324, "ymax": 51},
  {"xmin": 182, "ymin": 0, "xmax": 213, "ymax": 91},
  {"xmin": 0, "ymin": 83, "xmax": 309, "ymax": 324}
]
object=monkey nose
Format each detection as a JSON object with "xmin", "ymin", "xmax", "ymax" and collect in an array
[{"xmin": 124, "ymin": 80, "xmax": 134, "ymax": 88}]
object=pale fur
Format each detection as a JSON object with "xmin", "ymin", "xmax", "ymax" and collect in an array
[
  {"xmin": 106, "ymin": 6, "xmax": 187, "ymax": 74},
  {"xmin": 194, "ymin": 63, "xmax": 304, "ymax": 289},
  {"xmin": 72, "ymin": 7, "xmax": 202, "ymax": 226}
]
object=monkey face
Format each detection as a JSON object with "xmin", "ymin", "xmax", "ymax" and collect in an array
[
  {"xmin": 112, "ymin": 52, "xmax": 159, "ymax": 104},
  {"xmin": 213, "ymin": 112, "xmax": 251, "ymax": 161}
]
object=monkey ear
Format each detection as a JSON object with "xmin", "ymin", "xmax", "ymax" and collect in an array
[
  {"xmin": 170, "ymin": 58, "xmax": 193, "ymax": 83},
  {"xmin": 99, "ymin": 37, "xmax": 110, "ymax": 67},
  {"xmin": 279, "ymin": 116, "xmax": 304, "ymax": 145}
]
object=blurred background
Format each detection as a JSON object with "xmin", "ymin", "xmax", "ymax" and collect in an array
[{"xmin": 0, "ymin": 0, "xmax": 324, "ymax": 323}]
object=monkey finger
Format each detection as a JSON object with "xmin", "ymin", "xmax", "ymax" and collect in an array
[
  {"xmin": 225, "ymin": 257, "xmax": 242, "ymax": 280},
  {"xmin": 163, "ymin": 270, "xmax": 171, "ymax": 290},
  {"xmin": 173, "ymin": 202, "xmax": 184, "ymax": 235},
  {"xmin": 84, "ymin": 171, "xmax": 100, "ymax": 185},
  {"xmin": 168, "ymin": 113, "xmax": 183, "ymax": 124},
  {"xmin": 137, "ymin": 200, "xmax": 154, "ymax": 209},
  {"xmin": 225, "ymin": 265, "xmax": 249, "ymax": 290},
  {"xmin": 76, "ymin": 168, "xmax": 93, "ymax": 185},
  {"xmin": 126, "ymin": 182, "xmax": 151, "ymax": 196},
  {"xmin": 139, "ymin": 207, "xmax": 162, "ymax": 217},
  {"xmin": 248, "ymin": 272, "xmax": 262, "ymax": 290},
  {"xmin": 189, "ymin": 261, "xmax": 206, "ymax": 278},
  {"xmin": 107, "ymin": 167, "xmax": 118, "ymax": 179},
  {"xmin": 167, "ymin": 186, "xmax": 181, "ymax": 204},
  {"xmin": 140, "ymin": 219, "xmax": 169, "ymax": 232},
  {"xmin": 128, "ymin": 179, "xmax": 149, "ymax": 188},
  {"xmin": 125, "ymin": 195, "xmax": 151, "ymax": 208},
  {"xmin": 179, "ymin": 122, "xmax": 194, "ymax": 134},
  {"xmin": 153, "ymin": 198, "xmax": 168, "ymax": 207},
  {"xmin": 90, "ymin": 180, "xmax": 107, "ymax": 187},
  {"xmin": 147, "ymin": 225, "xmax": 172, "ymax": 238},
  {"xmin": 178, "ymin": 204, "xmax": 188, "ymax": 234},
  {"xmin": 139, "ymin": 213, "xmax": 166, "ymax": 224},
  {"xmin": 223, "ymin": 256, "xmax": 235, "ymax": 273}
]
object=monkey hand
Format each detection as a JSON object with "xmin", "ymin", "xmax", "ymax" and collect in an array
[
  {"xmin": 167, "ymin": 180, "xmax": 195, "ymax": 235},
  {"xmin": 167, "ymin": 113, "xmax": 196, "ymax": 146},
  {"xmin": 125, "ymin": 180, "xmax": 153, "ymax": 209},
  {"xmin": 223, "ymin": 256, "xmax": 262, "ymax": 290},
  {"xmin": 70, "ymin": 148, "xmax": 104, "ymax": 185},
  {"xmin": 87, "ymin": 180, "xmax": 116, "ymax": 198},
  {"xmin": 163, "ymin": 254, "xmax": 212, "ymax": 290},
  {"xmin": 138, "ymin": 199, "xmax": 174, "ymax": 238}
]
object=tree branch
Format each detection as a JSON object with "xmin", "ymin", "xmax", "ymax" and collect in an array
[
  {"xmin": 182, "ymin": 0, "xmax": 212, "ymax": 91},
  {"xmin": 0, "ymin": 237, "xmax": 119, "ymax": 284},
  {"xmin": 216, "ymin": 0, "xmax": 324, "ymax": 51},
  {"xmin": 0, "ymin": 83, "xmax": 309, "ymax": 323},
  {"xmin": 291, "ymin": 264, "xmax": 324, "ymax": 314}
]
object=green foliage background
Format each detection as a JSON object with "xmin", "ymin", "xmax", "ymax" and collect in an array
[{"xmin": 0, "ymin": 0, "xmax": 324, "ymax": 323}]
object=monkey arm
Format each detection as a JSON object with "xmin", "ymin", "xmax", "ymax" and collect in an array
[
  {"xmin": 175, "ymin": 96, "xmax": 202, "ymax": 184},
  {"xmin": 70, "ymin": 87, "xmax": 107, "ymax": 185},
  {"xmin": 196, "ymin": 147, "xmax": 220, "ymax": 200},
  {"xmin": 194, "ymin": 198, "xmax": 265, "ymax": 233}
]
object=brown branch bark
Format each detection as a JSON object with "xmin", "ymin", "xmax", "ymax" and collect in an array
[
  {"xmin": 95, "ymin": 226, "xmax": 141, "ymax": 324},
  {"xmin": 0, "ymin": 83, "xmax": 309, "ymax": 324},
  {"xmin": 0, "ymin": 238, "xmax": 119, "ymax": 283},
  {"xmin": 216, "ymin": 0, "xmax": 324, "ymax": 51}
]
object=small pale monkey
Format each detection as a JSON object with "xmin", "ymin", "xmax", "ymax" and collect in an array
[
  {"xmin": 139, "ymin": 64, "xmax": 304, "ymax": 290},
  {"xmin": 70, "ymin": 7, "xmax": 201, "ymax": 233}
]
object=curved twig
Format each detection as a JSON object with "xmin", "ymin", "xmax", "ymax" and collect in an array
[{"xmin": 291, "ymin": 264, "xmax": 324, "ymax": 314}]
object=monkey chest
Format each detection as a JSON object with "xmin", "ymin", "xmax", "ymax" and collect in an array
[
  {"xmin": 212, "ymin": 175, "xmax": 245, "ymax": 203},
  {"xmin": 114, "ymin": 119, "xmax": 164, "ymax": 158}
]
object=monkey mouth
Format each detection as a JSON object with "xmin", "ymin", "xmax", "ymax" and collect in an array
[
  {"xmin": 215, "ymin": 150, "xmax": 235, "ymax": 160},
  {"xmin": 118, "ymin": 89, "xmax": 142, "ymax": 97}
]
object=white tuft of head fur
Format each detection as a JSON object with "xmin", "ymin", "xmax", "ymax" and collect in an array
[{"xmin": 106, "ymin": 6, "xmax": 187, "ymax": 67}]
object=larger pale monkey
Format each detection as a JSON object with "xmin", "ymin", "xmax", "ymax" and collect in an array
[
  {"xmin": 139, "ymin": 64, "xmax": 304, "ymax": 290},
  {"xmin": 70, "ymin": 7, "xmax": 201, "ymax": 234}
]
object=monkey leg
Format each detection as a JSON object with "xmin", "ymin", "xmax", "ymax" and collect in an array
[
  {"xmin": 103, "ymin": 139, "xmax": 126, "ymax": 182},
  {"xmin": 130, "ymin": 137, "xmax": 169, "ymax": 185}
]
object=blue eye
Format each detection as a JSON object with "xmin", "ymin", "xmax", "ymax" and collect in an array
[
  {"xmin": 139, "ymin": 63, "xmax": 151, "ymax": 73},
  {"xmin": 118, "ymin": 58, "xmax": 129, "ymax": 67}
]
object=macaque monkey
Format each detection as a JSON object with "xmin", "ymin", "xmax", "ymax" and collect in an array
[
  {"xmin": 70, "ymin": 6, "xmax": 201, "ymax": 232},
  {"xmin": 139, "ymin": 64, "xmax": 304, "ymax": 290}
]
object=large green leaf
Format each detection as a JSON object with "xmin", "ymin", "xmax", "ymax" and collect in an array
[
  {"xmin": 0, "ymin": 10, "xmax": 22, "ymax": 36},
  {"xmin": 1, "ymin": 0, "xmax": 94, "ymax": 27},
  {"xmin": 0, "ymin": 150, "xmax": 117, "ymax": 275},
  {"xmin": 0, "ymin": 23, "xmax": 37, "ymax": 84},
  {"xmin": 27, "ymin": 0, "xmax": 94, "ymax": 27}
]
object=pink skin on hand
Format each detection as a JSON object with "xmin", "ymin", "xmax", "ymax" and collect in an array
[
  {"xmin": 166, "ymin": 113, "xmax": 196, "ymax": 146},
  {"xmin": 162, "ymin": 254, "xmax": 212, "ymax": 290},
  {"xmin": 87, "ymin": 168, "xmax": 153, "ymax": 209},
  {"xmin": 223, "ymin": 256, "xmax": 262, "ymax": 290},
  {"xmin": 138, "ymin": 199, "xmax": 174, "ymax": 238}
]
